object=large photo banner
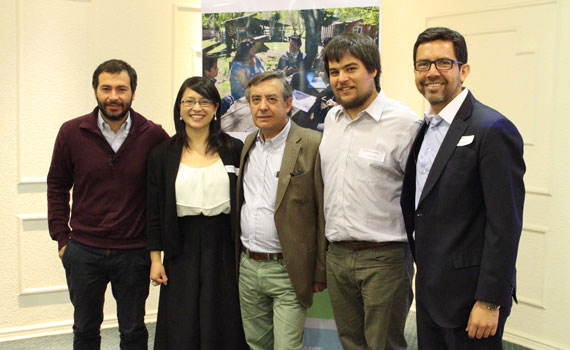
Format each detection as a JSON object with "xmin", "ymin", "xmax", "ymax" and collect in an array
[
  {"xmin": 202, "ymin": 2, "xmax": 380, "ymax": 348},
  {"xmin": 202, "ymin": 0, "xmax": 381, "ymax": 136}
]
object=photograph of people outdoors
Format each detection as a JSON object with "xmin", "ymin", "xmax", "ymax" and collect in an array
[{"xmin": 202, "ymin": 6, "xmax": 379, "ymax": 132}]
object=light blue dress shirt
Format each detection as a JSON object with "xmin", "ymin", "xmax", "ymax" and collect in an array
[
  {"xmin": 415, "ymin": 88, "xmax": 470, "ymax": 209},
  {"xmin": 240, "ymin": 120, "xmax": 291, "ymax": 253},
  {"xmin": 97, "ymin": 112, "xmax": 131, "ymax": 153}
]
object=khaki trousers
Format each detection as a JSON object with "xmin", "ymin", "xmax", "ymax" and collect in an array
[
  {"xmin": 326, "ymin": 242, "xmax": 414, "ymax": 350},
  {"xmin": 238, "ymin": 252, "xmax": 307, "ymax": 350}
]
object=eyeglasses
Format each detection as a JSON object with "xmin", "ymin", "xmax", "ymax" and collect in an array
[
  {"xmin": 414, "ymin": 58, "xmax": 463, "ymax": 71},
  {"xmin": 180, "ymin": 98, "xmax": 214, "ymax": 108}
]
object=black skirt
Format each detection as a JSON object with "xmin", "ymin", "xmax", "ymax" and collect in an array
[{"xmin": 153, "ymin": 214, "xmax": 248, "ymax": 349}]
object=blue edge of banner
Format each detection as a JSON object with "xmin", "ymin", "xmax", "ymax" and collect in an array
[{"xmin": 303, "ymin": 325, "xmax": 343, "ymax": 350}]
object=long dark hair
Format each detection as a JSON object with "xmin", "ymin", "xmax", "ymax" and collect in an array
[
  {"xmin": 232, "ymin": 39, "xmax": 254, "ymax": 65},
  {"xmin": 172, "ymin": 76, "xmax": 233, "ymax": 154}
]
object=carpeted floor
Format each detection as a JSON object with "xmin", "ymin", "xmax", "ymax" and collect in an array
[{"xmin": 0, "ymin": 312, "xmax": 530, "ymax": 349}]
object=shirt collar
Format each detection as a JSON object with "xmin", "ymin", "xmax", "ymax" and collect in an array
[
  {"xmin": 97, "ymin": 110, "xmax": 132, "ymax": 132},
  {"xmin": 256, "ymin": 119, "xmax": 291, "ymax": 147},
  {"xmin": 424, "ymin": 87, "xmax": 469, "ymax": 125},
  {"xmin": 334, "ymin": 89, "xmax": 385, "ymax": 123}
]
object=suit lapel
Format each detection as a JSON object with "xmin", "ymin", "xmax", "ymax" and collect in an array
[
  {"xmin": 418, "ymin": 92, "xmax": 474, "ymax": 206},
  {"xmin": 237, "ymin": 132, "xmax": 257, "ymax": 207},
  {"xmin": 275, "ymin": 123, "xmax": 301, "ymax": 212}
]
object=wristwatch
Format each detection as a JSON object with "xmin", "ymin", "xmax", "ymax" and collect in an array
[{"xmin": 484, "ymin": 302, "xmax": 501, "ymax": 310}]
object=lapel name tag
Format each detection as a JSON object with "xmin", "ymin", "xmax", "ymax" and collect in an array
[
  {"xmin": 358, "ymin": 148, "xmax": 385, "ymax": 162},
  {"xmin": 457, "ymin": 135, "xmax": 474, "ymax": 147},
  {"xmin": 225, "ymin": 165, "xmax": 239, "ymax": 174}
]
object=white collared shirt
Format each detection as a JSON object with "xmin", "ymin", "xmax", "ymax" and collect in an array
[
  {"xmin": 97, "ymin": 112, "xmax": 131, "ymax": 153},
  {"xmin": 415, "ymin": 88, "xmax": 469, "ymax": 208},
  {"xmin": 240, "ymin": 120, "xmax": 291, "ymax": 253},
  {"xmin": 320, "ymin": 90, "xmax": 421, "ymax": 242}
]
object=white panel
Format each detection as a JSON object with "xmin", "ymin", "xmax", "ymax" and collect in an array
[
  {"xmin": 516, "ymin": 227, "xmax": 546, "ymax": 308},
  {"xmin": 16, "ymin": 215, "xmax": 67, "ymax": 294},
  {"xmin": 19, "ymin": 0, "xmax": 93, "ymax": 181},
  {"xmin": 426, "ymin": 3, "xmax": 556, "ymax": 194},
  {"xmin": 424, "ymin": 2, "xmax": 566, "ymax": 348},
  {"xmin": 173, "ymin": 1, "xmax": 203, "ymax": 94}
]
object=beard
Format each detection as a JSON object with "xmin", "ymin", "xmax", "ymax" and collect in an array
[
  {"xmin": 98, "ymin": 99, "xmax": 132, "ymax": 121},
  {"xmin": 335, "ymin": 87, "xmax": 374, "ymax": 111},
  {"xmin": 418, "ymin": 76, "xmax": 462, "ymax": 109}
]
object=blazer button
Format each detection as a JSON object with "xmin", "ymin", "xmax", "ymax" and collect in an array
[{"xmin": 416, "ymin": 213, "xmax": 423, "ymax": 217}]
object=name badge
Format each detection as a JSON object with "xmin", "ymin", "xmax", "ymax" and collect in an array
[
  {"xmin": 358, "ymin": 149, "xmax": 385, "ymax": 162},
  {"xmin": 225, "ymin": 165, "xmax": 239, "ymax": 174}
]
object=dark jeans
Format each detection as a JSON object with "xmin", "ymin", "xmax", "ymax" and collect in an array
[{"xmin": 62, "ymin": 239, "xmax": 150, "ymax": 350}]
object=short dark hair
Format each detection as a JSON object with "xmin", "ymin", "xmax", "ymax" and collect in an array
[
  {"xmin": 413, "ymin": 27, "xmax": 468, "ymax": 64},
  {"xmin": 203, "ymin": 55, "xmax": 218, "ymax": 76},
  {"xmin": 245, "ymin": 71, "xmax": 292, "ymax": 101},
  {"xmin": 324, "ymin": 33, "xmax": 381, "ymax": 91},
  {"xmin": 173, "ymin": 76, "xmax": 233, "ymax": 154},
  {"xmin": 289, "ymin": 35, "xmax": 302, "ymax": 48},
  {"xmin": 92, "ymin": 59, "xmax": 137, "ymax": 92}
]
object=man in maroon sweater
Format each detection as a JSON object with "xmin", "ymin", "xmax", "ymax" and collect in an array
[{"xmin": 47, "ymin": 59, "xmax": 169, "ymax": 349}]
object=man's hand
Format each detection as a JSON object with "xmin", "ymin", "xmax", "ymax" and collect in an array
[
  {"xmin": 313, "ymin": 282, "xmax": 326, "ymax": 293},
  {"xmin": 58, "ymin": 245, "xmax": 66, "ymax": 260},
  {"xmin": 285, "ymin": 66, "xmax": 299, "ymax": 76},
  {"xmin": 466, "ymin": 300, "xmax": 500, "ymax": 339}
]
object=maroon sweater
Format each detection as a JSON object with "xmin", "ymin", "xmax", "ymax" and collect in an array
[{"xmin": 47, "ymin": 108, "xmax": 169, "ymax": 250}]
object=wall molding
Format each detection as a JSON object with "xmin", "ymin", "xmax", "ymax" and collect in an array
[
  {"xmin": 0, "ymin": 311, "xmax": 157, "ymax": 343},
  {"xmin": 522, "ymin": 224, "xmax": 548, "ymax": 234},
  {"xmin": 516, "ymin": 296, "xmax": 546, "ymax": 309},
  {"xmin": 526, "ymin": 187, "xmax": 552, "ymax": 196},
  {"xmin": 427, "ymin": 0, "xmax": 556, "ymax": 21}
]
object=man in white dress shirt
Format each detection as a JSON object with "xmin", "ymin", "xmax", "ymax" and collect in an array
[
  {"xmin": 319, "ymin": 33, "xmax": 421, "ymax": 350},
  {"xmin": 235, "ymin": 71, "xmax": 326, "ymax": 350}
]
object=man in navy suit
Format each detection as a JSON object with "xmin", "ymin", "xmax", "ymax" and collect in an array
[{"xmin": 401, "ymin": 27, "xmax": 525, "ymax": 349}]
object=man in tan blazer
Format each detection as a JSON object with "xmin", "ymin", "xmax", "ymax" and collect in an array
[{"xmin": 235, "ymin": 71, "xmax": 326, "ymax": 350}]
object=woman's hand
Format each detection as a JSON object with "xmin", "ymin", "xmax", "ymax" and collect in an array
[{"xmin": 150, "ymin": 251, "xmax": 168, "ymax": 286}]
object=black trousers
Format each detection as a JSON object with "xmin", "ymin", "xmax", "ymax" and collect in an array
[
  {"xmin": 62, "ymin": 239, "xmax": 150, "ymax": 350},
  {"xmin": 416, "ymin": 299, "xmax": 510, "ymax": 350}
]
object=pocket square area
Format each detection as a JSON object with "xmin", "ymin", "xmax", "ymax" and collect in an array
[{"xmin": 457, "ymin": 135, "xmax": 474, "ymax": 146}]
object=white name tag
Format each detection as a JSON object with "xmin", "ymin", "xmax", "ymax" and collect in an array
[
  {"xmin": 457, "ymin": 135, "xmax": 474, "ymax": 146},
  {"xmin": 225, "ymin": 165, "xmax": 239, "ymax": 174},
  {"xmin": 358, "ymin": 149, "xmax": 385, "ymax": 162}
]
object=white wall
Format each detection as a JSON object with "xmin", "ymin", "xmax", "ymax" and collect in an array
[
  {"xmin": 0, "ymin": 0, "xmax": 201, "ymax": 340},
  {"xmin": 0, "ymin": 0, "xmax": 568, "ymax": 348}
]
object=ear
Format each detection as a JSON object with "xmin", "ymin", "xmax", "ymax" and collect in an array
[
  {"xmin": 459, "ymin": 63, "xmax": 470, "ymax": 84},
  {"xmin": 371, "ymin": 69, "xmax": 378, "ymax": 79},
  {"xmin": 285, "ymin": 97, "xmax": 292, "ymax": 114}
]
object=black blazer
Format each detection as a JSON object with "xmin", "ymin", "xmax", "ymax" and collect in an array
[
  {"xmin": 401, "ymin": 92, "xmax": 525, "ymax": 328},
  {"xmin": 146, "ymin": 136, "xmax": 243, "ymax": 259}
]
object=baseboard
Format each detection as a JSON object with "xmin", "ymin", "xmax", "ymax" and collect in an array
[
  {"xmin": 504, "ymin": 328, "xmax": 568, "ymax": 350},
  {"xmin": 0, "ymin": 312, "xmax": 157, "ymax": 343}
]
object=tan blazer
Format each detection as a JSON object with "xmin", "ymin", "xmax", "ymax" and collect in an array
[{"xmin": 235, "ymin": 121, "xmax": 326, "ymax": 308}]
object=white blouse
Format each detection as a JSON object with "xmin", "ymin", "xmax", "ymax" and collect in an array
[{"xmin": 175, "ymin": 159, "xmax": 230, "ymax": 217}]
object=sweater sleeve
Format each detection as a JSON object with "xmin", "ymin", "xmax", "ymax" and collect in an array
[{"xmin": 46, "ymin": 126, "xmax": 74, "ymax": 250}]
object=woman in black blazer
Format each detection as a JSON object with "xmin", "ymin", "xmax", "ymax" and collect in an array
[{"xmin": 146, "ymin": 77, "xmax": 247, "ymax": 349}]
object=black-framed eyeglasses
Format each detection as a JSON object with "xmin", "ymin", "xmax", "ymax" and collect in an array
[
  {"xmin": 180, "ymin": 98, "xmax": 214, "ymax": 108},
  {"xmin": 414, "ymin": 58, "xmax": 463, "ymax": 71}
]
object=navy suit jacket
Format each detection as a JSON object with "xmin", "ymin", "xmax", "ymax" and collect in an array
[{"xmin": 401, "ymin": 91, "xmax": 525, "ymax": 328}]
